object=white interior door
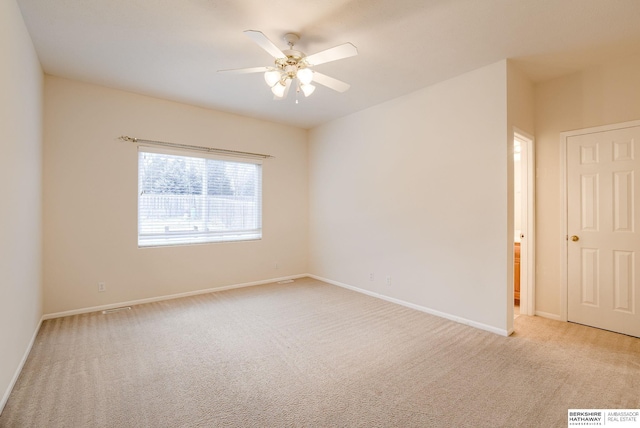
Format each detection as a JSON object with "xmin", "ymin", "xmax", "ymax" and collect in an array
[
  {"xmin": 515, "ymin": 133, "xmax": 532, "ymax": 315},
  {"xmin": 567, "ymin": 125, "xmax": 640, "ymax": 337},
  {"xmin": 514, "ymin": 131, "xmax": 535, "ymax": 317},
  {"xmin": 519, "ymin": 138, "xmax": 528, "ymax": 309}
]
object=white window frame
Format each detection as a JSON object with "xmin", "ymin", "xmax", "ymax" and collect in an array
[{"xmin": 137, "ymin": 146, "xmax": 262, "ymax": 247}]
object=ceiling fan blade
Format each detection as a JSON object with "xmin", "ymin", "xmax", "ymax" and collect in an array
[
  {"xmin": 313, "ymin": 72, "xmax": 351, "ymax": 93},
  {"xmin": 305, "ymin": 43, "xmax": 358, "ymax": 66},
  {"xmin": 217, "ymin": 66, "xmax": 272, "ymax": 74},
  {"xmin": 244, "ymin": 30, "xmax": 287, "ymax": 59}
]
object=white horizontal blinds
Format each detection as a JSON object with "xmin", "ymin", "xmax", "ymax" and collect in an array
[{"xmin": 138, "ymin": 147, "xmax": 262, "ymax": 247}]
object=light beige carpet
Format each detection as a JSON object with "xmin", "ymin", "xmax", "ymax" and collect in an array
[{"xmin": 1, "ymin": 277, "xmax": 639, "ymax": 427}]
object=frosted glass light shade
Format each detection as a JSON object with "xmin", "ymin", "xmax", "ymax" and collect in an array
[
  {"xmin": 297, "ymin": 68, "xmax": 313, "ymax": 85},
  {"xmin": 271, "ymin": 81, "xmax": 286, "ymax": 97},
  {"xmin": 264, "ymin": 70, "xmax": 281, "ymax": 87},
  {"xmin": 301, "ymin": 83, "xmax": 316, "ymax": 97}
]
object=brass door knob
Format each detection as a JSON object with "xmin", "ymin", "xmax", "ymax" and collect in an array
[{"xmin": 571, "ymin": 235, "xmax": 579, "ymax": 242}]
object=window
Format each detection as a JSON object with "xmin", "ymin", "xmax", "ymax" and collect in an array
[{"xmin": 138, "ymin": 147, "xmax": 262, "ymax": 247}]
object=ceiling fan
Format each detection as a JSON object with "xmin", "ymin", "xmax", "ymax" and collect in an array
[{"xmin": 218, "ymin": 30, "xmax": 358, "ymax": 101}]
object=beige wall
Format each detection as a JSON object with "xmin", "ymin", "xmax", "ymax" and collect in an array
[
  {"xmin": 507, "ymin": 61, "xmax": 535, "ymax": 137},
  {"xmin": 0, "ymin": 0, "xmax": 43, "ymax": 410},
  {"xmin": 309, "ymin": 61, "xmax": 511, "ymax": 334},
  {"xmin": 43, "ymin": 77, "xmax": 309, "ymax": 314},
  {"xmin": 535, "ymin": 57, "xmax": 640, "ymax": 317}
]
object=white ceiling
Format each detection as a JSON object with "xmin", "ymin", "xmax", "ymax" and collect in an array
[{"xmin": 17, "ymin": 0, "xmax": 640, "ymax": 129}]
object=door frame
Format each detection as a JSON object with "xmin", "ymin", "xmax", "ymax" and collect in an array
[
  {"xmin": 514, "ymin": 129, "xmax": 535, "ymax": 316},
  {"xmin": 560, "ymin": 119, "xmax": 640, "ymax": 322}
]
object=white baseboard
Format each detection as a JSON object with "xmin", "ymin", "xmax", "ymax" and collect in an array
[
  {"xmin": 43, "ymin": 274, "xmax": 308, "ymax": 320},
  {"xmin": 308, "ymin": 274, "xmax": 510, "ymax": 337},
  {"xmin": 1, "ymin": 316, "xmax": 43, "ymax": 415},
  {"xmin": 535, "ymin": 310, "xmax": 563, "ymax": 321}
]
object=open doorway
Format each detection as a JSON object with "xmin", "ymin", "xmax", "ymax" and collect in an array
[{"xmin": 514, "ymin": 130, "xmax": 535, "ymax": 317}]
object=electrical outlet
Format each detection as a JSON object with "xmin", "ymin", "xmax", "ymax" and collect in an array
[
  {"xmin": 98, "ymin": 282, "xmax": 106, "ymax": 292},
  {"xmin": 369, "ymin": 273, "xmax": 375, "ymax": 281},
  {"xmin": 386, "ymin": 275, "xmax": 391, "ymax": 286}
]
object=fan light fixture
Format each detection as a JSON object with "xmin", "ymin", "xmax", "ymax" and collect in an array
[
  {"xmin": 301, "ymin": 83, "xmax": 315, "ymax": 97},
  {"xmin": 218, "ymin": 30, "xmax": 358, "ymax": 102},
  {"xmin": 297, "ymin": 68, "xmax": 313, "ymax": 85},
  {"xmin": 271, "ymin": 81, "xmax": 286, "ymax": 97},
  {"xmin": 262, "ymin": 34, "xmax": 317, "ymax": 99},
  {"xmin": 264, "ymin": 70, "xmax": 281, "ymax": 87}
]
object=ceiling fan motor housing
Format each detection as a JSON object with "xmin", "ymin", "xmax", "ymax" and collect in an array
[
  {"xmin": 283, "ymin": 33, "xmax": 300, "ymax": 47},
  {"xmin": 275, "ymin": 48, "xmax": 309, "ymax": 81}
]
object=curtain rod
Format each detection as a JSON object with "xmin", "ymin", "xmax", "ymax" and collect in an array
[{"xmin": 117, "ymin": 136, "xmax": 273, "ymax": 159}]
